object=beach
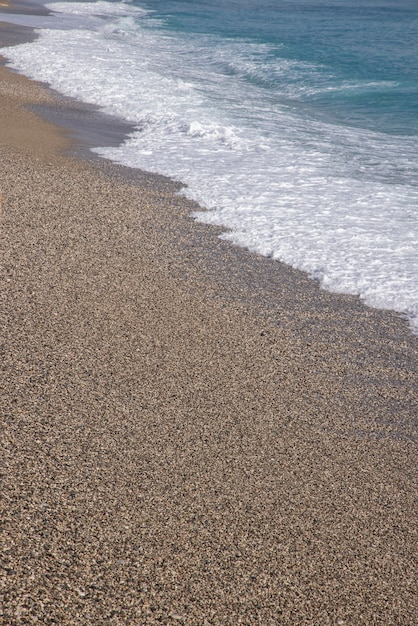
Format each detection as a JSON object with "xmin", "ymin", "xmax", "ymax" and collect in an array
[{"xmin": 1, "ymin": 8, "xmax": 418, "ymax": 624}]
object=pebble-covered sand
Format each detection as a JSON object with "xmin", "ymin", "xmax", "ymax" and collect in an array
[{"xmin": 1, "ymin": 49, "xmax": 417, "ymax": 625}]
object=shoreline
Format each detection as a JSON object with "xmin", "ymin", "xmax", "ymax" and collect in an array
[
  {"xmin": 0, "ymin": 0, "xmax": 143, "ymax": 163},
  {"xmin": 1, "ymin": 5, "xmax": 417, "ymax": 343},
  {"xmin": 1, "ymin": 0, "xmax": 417, "ymax": 337},
  {"xmin": 1, "ymin": 4, "xmax": 417, "ymax": 624}
]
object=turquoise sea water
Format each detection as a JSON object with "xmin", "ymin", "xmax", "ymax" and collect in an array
[
  {"xmin": 2, "ymin": 0, "xmax": 418, "ymax": 330},
  {"xmin": 138, "ymin": 0, "xmax": 418, "ymax": 135}
]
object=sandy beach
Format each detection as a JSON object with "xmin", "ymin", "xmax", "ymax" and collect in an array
[{"xmin": 1, "ymin": 9, "xmax": 417, "ymax": 624}]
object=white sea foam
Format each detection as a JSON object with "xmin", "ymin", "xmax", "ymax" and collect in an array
[
  {"xmin": 48, "ymin": 1, "xmax": 147, "ymax": 17},
  {"xmin": 2, "ymin": 0, "xmax": 417, "ymax": 332}
]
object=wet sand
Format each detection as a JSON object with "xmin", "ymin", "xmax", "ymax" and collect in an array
[{"xmin": 1, "ymin": 11, "xmax": 417, "ymax": 625}]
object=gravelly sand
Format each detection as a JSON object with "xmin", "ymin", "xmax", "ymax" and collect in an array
[{"xmin": 1, "ymin": 36, "xmax": 417, "ymax": 625}]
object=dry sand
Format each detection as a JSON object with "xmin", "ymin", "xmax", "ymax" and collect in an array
[{"xmin": 0, "ymin": 28, "xmax": 417, "ymax": 626}]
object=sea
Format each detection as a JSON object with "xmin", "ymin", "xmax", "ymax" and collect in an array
[{"xmin": 2, "ymin": 0, "xmax": 418, "ymax": 332}]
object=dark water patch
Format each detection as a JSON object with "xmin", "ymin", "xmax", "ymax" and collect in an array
[{"xmin": 31, "ymin": 97, "xmax": 139, "ymax": 160}]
